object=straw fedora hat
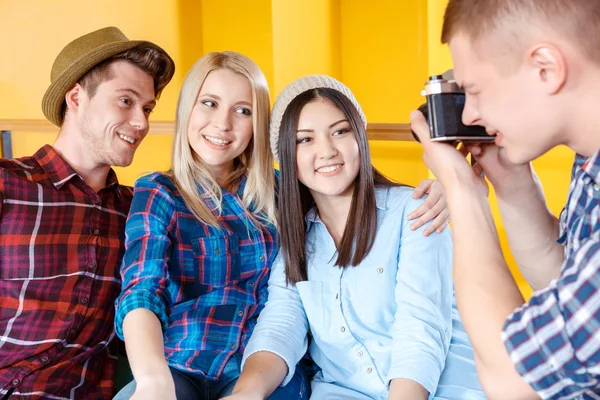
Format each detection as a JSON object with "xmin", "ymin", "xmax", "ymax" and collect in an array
[{"xmin": 42, "ymin": 26, "xmax": 174, "ymax": 127}]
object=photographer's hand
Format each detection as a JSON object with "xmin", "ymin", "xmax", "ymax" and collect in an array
[
  {"xmin": 409, "ymin": 110, "xmax": 486, "ymax": 195},
  {"xmin": 467, "ymin": 143, "xmax": 533, "ymax": 196}
]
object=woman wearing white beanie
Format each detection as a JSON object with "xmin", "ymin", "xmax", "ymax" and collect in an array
[{"xmin": 228, "ymin": 75, "xmax": 486, "ymax": 400}]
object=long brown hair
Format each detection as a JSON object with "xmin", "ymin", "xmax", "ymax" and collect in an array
[{"xmin": 278, "ymin": 88, "xmax": 401, "ymax": 285}]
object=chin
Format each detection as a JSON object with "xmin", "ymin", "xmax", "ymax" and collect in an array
[{"xmin": 505, "ymin": 147, "xmax": 538, "ymax": 165}]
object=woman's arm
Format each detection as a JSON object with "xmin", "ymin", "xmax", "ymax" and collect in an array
[
  {"xmin": 226, "ymin": 253, "xmax": 309, "ymax": 399},
  {"xmin": 388, "ymin": 195, "xmax": 454, "ymax": 399},
  {"xmin": 389, "ymin": 378, "xmax": 430, "ymax": 400},
  {"xmin": 123, "ymin": 309, "xmax": 175, "ymax": 399},
  {"xmin": 114, "ymin": 175, "xmax": 177, "ymax": 398}
]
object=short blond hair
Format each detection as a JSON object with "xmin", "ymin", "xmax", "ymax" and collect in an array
[
  {"xmin": 442, "ymin": 0, "xmax": 600, "ymax": 64},
  {"xmin": 171, "ymin": 51, "xmax": 276, "ymax": 228}
]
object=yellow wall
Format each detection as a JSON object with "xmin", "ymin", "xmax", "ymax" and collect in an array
[{"xmin": 1, "ymin": 1, "xmax": 574, "ymax": 297}]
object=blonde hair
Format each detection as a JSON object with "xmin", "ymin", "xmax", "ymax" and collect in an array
[{"xmin": 170, "ymin": 51, "xmax": 276, "ymax": 228}]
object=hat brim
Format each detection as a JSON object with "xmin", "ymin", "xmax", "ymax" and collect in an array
[{"xmin": 42, "ymin": 40, "xmax": 170, "ymax": 127}]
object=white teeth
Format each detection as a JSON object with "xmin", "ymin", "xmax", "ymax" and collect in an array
[
  {"xmin": 204, "ymin": 135, "xmax": 231, "ymax": 146},
  {"xmin": 317, "ymin": 164, "xmax": 342, "ymax": 173},
  {"xmin": 118, "ymin": 134, "xmax": 136, "ymax": 144}
]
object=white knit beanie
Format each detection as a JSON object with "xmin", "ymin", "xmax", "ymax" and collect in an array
[{"xmin": 270, "ymin": 75, "xmax": 367, "ymax": 163}]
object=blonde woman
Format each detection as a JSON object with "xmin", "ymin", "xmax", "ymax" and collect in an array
[
  {"xmin": 112, "ymin": 52, "xmax": 306, "ymax": 400},
  {"xmin": 113, "ymin": 53, "xmax": 449, "ymax": 400}
]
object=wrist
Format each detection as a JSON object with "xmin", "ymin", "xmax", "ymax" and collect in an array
[
  {"xmin": 492, "ymin": 164, "xmax": 536, "ymax": 199},
  {"xmin": 134, "ymin": 367, "xmax": 173, "ymax": 388}
]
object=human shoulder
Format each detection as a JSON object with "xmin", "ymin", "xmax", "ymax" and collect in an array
[{"xmin": 378, "ymin": 185, "xmax": 419, "ymax": 213}]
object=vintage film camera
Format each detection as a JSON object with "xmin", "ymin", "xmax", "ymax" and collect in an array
[{"xmin": 412, "ymin": 70, "xmax": 494, "ymax": 143}]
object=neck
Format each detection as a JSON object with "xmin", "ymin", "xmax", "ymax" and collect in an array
[
  {"xmin": 209, "ymin": 162, "xmax": 235, "ymax": 189},
  {"xmin": 53, "ymin": 127, "xmax": 111, "ymax": 192},
  {"xmin": 563, "ymin": 70, "xmax": 600, "ymax": 157},
  {"xmin": 312, "ymin": 189, "xmax": 353, "ymax": 247}
]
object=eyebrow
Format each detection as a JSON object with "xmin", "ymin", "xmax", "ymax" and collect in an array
[
  {"xmin": 200, "ymin": 93, "xmax": 252, "ymax": 107},
  {"xmin": 116, "ymin": 88, "xmax": 156, "ymax": 107},
  {"xmin": 297, "ymin": 118, "xmax": 348, "ymax": 133}
]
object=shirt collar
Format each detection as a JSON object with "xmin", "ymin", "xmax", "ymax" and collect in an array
[
  {"xmin": 34, "ymin": 144, "xmax": 122, "ymax": 195},
  {"xmin": 34, "ymin": 145, "xmax": 79, "ymax": 189},
  {"xmin": 582, "ymin": 149, "xmax": 600, "ymax": 184}
]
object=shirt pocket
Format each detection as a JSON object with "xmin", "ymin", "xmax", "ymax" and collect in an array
[
  {"xmin": 191, "ymin": 234, "xmax": 241, "ymax": 287},
  {"xmin": 296, "ymin": 280, "xmax": 325, "ymax": 334}
]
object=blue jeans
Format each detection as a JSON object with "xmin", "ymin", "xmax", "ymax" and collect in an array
[{"xmin": 113, "ymin": 353, "xmax": 309, "ymax": 400}]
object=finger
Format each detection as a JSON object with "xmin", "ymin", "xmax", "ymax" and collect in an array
[
  {"xmin": 412, "ymin": 179, "xmax": 434, "ymax": 199},
  {"xmin": 410, "ymin": 201, "xmax": 444, "ymax": 231},
  {"xmin": 467, "ymin": 144, "xmax": 482, "ymax": 156},
  {"xmin": 409, "ymin": 110, "xmax": 432, "ymax": 146},
  {"xmin": 408, "ymin": 192, "xmax": 439, "ymax": 221},
  {"xmin": 472, "ymin": 162, "xmax": 484, "ymax": 177},
  {"xmin": 435, "ymin": 216, "xmax": 451, "ymax": 234},
  {"xmin": 424, "ymin": 210, "xmax": 451, "ymax": 236},
  {"xmin": 457, "ymin": 142, "xmax": 470, "ymax": 158}
]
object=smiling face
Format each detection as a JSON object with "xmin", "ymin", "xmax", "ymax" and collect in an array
[
  {"xmin": 295, "ymin": 97, "xmax": 361, "ymax": 203},
  {"xmin": 76, "ymin": 60, "xmax": 156, "ymax": 167},
  {"xmin": 187, "ymin": 68, "xmax": 254, "ymax": 180},
  {"xmin": 450, "ymin": 33, "xmax": 569, "ymax": 164}
]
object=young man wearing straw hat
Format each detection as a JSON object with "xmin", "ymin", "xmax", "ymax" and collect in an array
[{"xmin": 0, "ymin": 27, "xmax": 174, "ymax": 399}]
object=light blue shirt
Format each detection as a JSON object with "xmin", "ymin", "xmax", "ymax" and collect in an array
[{"xmin": 243, "ymin": 186, "xmax": 485, "ymax": 399}]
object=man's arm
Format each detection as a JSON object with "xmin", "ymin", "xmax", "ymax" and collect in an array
[
  {"xmin": 470, "ymin": 145, "xmax": 563, "ymax": 289},
  {"xmin": 410, "ymin": 113, "xmax": 539, "ymax": 399},
  {"xmin": 448, "ymin": 179, "xmax": 539, "ymax": 399}
]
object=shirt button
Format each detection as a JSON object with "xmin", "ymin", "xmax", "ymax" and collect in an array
[
  {"xmin": 229, "ymin": 343, "xmax": 235, "ymax": 350},
  {"xmin": 88, "ymin": 262, "xmax": 97, "ymax": 270},
  {"xmin": 215, "ymin": 248, "xmax": 221, "ymax": 254},
  {"xmin": 41, "ymin": 355, "xmax": 50, "ymax": 364},
  {"xmin": 594, "ymin": 183, "xmax": 600, "ymax": 191},
  {"xmin": 81, "ymin": 297, "xmax": 89, "ymax": 305},
  {"xmin": 12, "ymin": 378, "xmax": 20, "ymax": 386},
  {"xmin": 249, "ymin": 282, "xmax": 255, "ymax": 288},
  {"xmin": 340, "ymin": 326, "xmax": 346, "ymax": 333},
  {"xmin": 357, "ymin": 350, "xmax": 364, "ymax": 357},
  {"xmin": 377, "ymin": 267, "xmax": 384, "ymax": 274},
  {"xmin": 94, "ymin": 198, "xmax": 102, "ymax": 205},
  {"xmin": 259, "ymin": 255, "xmax": 265, "ymax": 261},
  {"xmin": 237, "ymin": 311, "xmax": 243, "ymax": 317},
  {"xmin": 366, "ymin": 367, "xmax": 373, "ymax": 374},
  {"xmin": 93, "ymin": 229, "xmax": 100, "ymax": 235}
]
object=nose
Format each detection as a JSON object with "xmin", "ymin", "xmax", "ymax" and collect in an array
[
  {"xmin": 130, "ymin": 107, "xmax": 149, "ymax": 133},
  {"xmin": 461, "ymin": 94, "xmax": 480, "ymax": 127},
  {"xmin": 212, "ymin": 108, "xmax": 233, "ymax": 131},
  {"xmin": 317, "ymin": 136, "xmax": 338, "ymax": 159}
]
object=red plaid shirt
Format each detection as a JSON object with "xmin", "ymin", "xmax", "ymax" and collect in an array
[{"xmin": 0, "ymin": 145, "xmax": 132, "ymax": 399}]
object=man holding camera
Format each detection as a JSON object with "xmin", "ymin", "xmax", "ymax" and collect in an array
[{"xmin": 411, "ymin": 1, "xmax": 600, "ymax": 399}]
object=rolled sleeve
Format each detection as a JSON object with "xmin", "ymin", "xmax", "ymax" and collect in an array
[
  {"xmin": 387, "ymin": 196, "xmax": 453, "ymax": 398},
  {"xmin": 502, "ymin": 240, "xmax": 600, "ymax": 399},
  {"xmin": 114, "ymin": 174, "xmax": 175, "ymax": 340},
  {"xmin": 241, "ymin": 251, "xmax": 309, "ymax": 386}
]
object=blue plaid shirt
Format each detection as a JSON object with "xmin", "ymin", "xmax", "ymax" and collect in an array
[
  {"xmin": 502, "ymin": 151, "xmax": 600, "ymax": 399},
  {"xmin": 115, "ymin": 172, "xmax": 277, "ymax": 378}
]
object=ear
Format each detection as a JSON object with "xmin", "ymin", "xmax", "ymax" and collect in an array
[
  {"xmin": 64, "ymin": 83, "xmax": 84, "ymax": 116},
  {"xmin": 527, "ymin": 44, "xmax": 567, "ymax": 94}
]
